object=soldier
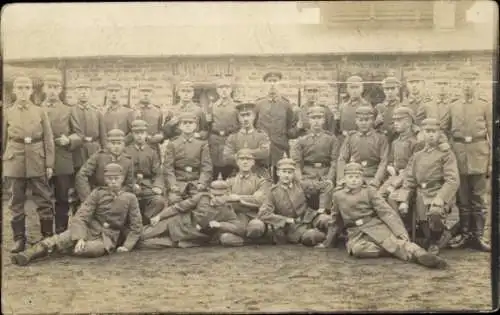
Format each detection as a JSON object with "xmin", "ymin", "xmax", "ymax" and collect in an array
[
  {"xmin": 374, "ymin": 76, "xmax": 402, "ymax": 142},
  {"xmin": 292, "ymin": 82, "xmax": 335, "ymax": 138},
  {"xmin": 448, "ymin": 67, "xmax": 491, "ymax": 251},
  {"xmin": 70, "ymin": 79, "xmax": 107, "ymax": 172},
  {"xmin": 75, "ymin": 129, "xmax": 134, "ymax": 204},
  {"xmin": 419, "ymin": 73, "xmax": 453, "ymax": 139},
  {"xmin": 162, "ymin": 80, "xmax": 208, "ymax": 140},
  {"xmin": 11, "ymin": 163, "xmax": 143, "ymax": 266},
  {"xmin": 337, "ymin": 106, "xmax": 389, "ymax": 189},
  {"xmin": 246, "ymin": 154, "xmax": 332, "ymax": 246},
  {"xmin": 133, "ymin": 82, "xmax": 164, "ymax": 154},
  {"xmin": 3, "ymin": 76, "xmax": 55, "ymax": 253},
  {"xmin": 291, "ymin": 106, "xmax": 339, "ymax": 209},
  {"xmin": 163, "ymin": 112, "xmax": 213, "ymax": 204},
  {"xmin": 255, "ymin": 69, "xmax": 297, "ymax": 183},
  {"xmin": 398, "ymin": 118, "xmax": 460, "ymax": 255},
  {"xmin": 335, "ymin": 76, "xmax": 371, "ymax": 142},
  {"xmin": 103, "ymin": 80, "xmax": 135, "ymax": 141},
  {"xmin": 223, "ymin": 102, "xmax": 271, "ymax": 179},
  {"xmin": 138, "ymin": 176, "xmax": 245, "ymax": 248},
  {"xmin": 402, "ymin": 70, "xmax": 431, "ymax": 126},
  {"xmin": 207, "ymin": 77, "xmax": 240, "ymax": 179},
  {"xmin": 41, "ymin": 74, "xmax": 82, "ymax": 234},
  {"xmin": 125, "ymin": 120, "xmax": 165, "ymax": 225},
  {"xmin": 316, "ymin": 163, "xmax": 448, "ymax": 270},
  {"xmin": 225, "ymin": 147, "xmax": 272, "ymax": 239}
]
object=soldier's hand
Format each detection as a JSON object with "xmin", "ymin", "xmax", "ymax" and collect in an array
[
  {"xmin": 285, "ymin": 218, "xmax": 295, "ymax": 225},
  {"xmin": 116, "ymin": 246, "xmax": 129, "ymax": 253},
  {"xmin": 208, "ymin": 220, "xmax": 221, "ymax": 229},
  {"xmin": 399, "ymin": 202, "xmax": 409, "ymax": 213},
  {"xmin": 431, "ymin": 197, "xmax": 444, "ymax": 207},
  {"xmin": 386, "ymin": 166, "xmax": 396, "ymax": 177},
  {"xmin": 74, "ymin": 239, "xmax": 86, "ymax": 254},
  {"xmin": 56, "ymin": 135, "xmax": 70, "ymax": 146},
  {"xmin": 46, "ymin": 168, "xmax": 53, "ymax": 180},
  {"xmin": 317, "ymin": 208, "xmax": 326, "ymax": 214},
  {"xmin": 133, "ymin": 184, "xmax": 142, "ymax": 194},
  {"xmin": 150, "ymin": 215, "xmax": 160, "ymax": 226},
  {"xmin": 152, "ymin": 187, "xmax": 162, "ymax": 195},
  {"xmin": 196, "ymin": 224, "xmax": 202, "ymax": 231}
]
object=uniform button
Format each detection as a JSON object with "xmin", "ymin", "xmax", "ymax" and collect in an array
[{"xmin": 24, "ymin": 137, "xmax": 32, "ymax": 144}]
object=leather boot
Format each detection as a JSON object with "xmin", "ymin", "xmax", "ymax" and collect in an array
[
  {"xmin": 11, "ymin": 243, "xmax": 49, "ymax": 266},
  {"xmin": 450, "ymin": 212, "xmax": 471, "ymax": 249},
  {"xmin": 10, "ymin": 219, "xmax": 26, "ymax": 253},
  {"xmin": 470, "ymin": 212, "xmax": 490, "ymax": 252},
  {"xmin": 54, "ymin": 202, "xmax": 70, "ymax": 234},
  {"xmin": 40, "ymin": 219, "xmax": 54, "ymax": 239},
  {"xmin": 412, "ymin": 247, "xmax": 448, "ymax": 269}
]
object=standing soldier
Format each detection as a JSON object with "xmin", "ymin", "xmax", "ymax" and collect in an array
[
  {"xmin": 293, "ymin": 82, "xmax": 335, "ymax": 138},
  {"xmin": 162, "ymin": 80, "xmax": 208, "ymax": 140},
  {"xmin": 223, "ymin": 102, "xmax": 271, "ymax": 179},
  {"xmin": 398, "ymin": 118, "xmax": 460, "ymax": 255},
  {"xmin": 163, "ymin": 112, "xmax": 213, "ymax": 204},
  {"xmin": 41, "ymin": 74, "xmax": 82, "ymax": 234},
  {"xmin": 208, "ymin": 77, "xmax": 240, "ymax": 179},
  {"xmin": 70, "ymin": 79, "xmax": 107, "ymax": 172},
  {"xmin": 419, "ymin": 73, "xmax": 454, "ymax": 138},
  {"xmin": 133, "ymin": 82, "xmax": 164, "ymax": 155},
  {"xmin": 103, "ymin": 80, "xmax": 135, "ymax": 142},
  {"xmin": 75, "ymin": 129, "xmax": 135, "ymax": 204},
  {"xmin": 255, "ymin": 69, "xmax": 297, "ymax": 183},
  {"xmin": 448, "ymin": 67, "xmax": 491, "ymax": 251},
  {"xmin": 374, "ymin": 76, "xmax": 402, "ymax": 142},
  {"xmin": 402, "ymin": 70, "xmax": 431, "ymax": 126},
  {"xmin": 125, "ymin": 120, "xmax": 165, "ymax": 225},
  {"xmin": 337, "ymin": 106, "xmax": 389, "ymax": 189},
  {"xmin": 3, "ymin": 75, "xmax": 55, "ymax": 253},
  {"xmin": 335, "ymin": 76, "xmax": 371, "ymax": 142}
]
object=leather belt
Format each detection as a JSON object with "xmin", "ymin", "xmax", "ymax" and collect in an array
[
  {"xmin": 11, "ymin": 137, "xmax": 43, "ymax": 144},
  {"xmin": 453, "ymin": 136, "xmax": 487, "ymax": 144},
  {"xmin": 304, "ymin": 161, "xmax": 330, "ymax": 168},
  {"xmin": 418, "ymin": 180, "xmax": 444, "ymax": 190},
  {"xmin": 344, "ymin": 214, "xmax": 376, "ymax": 229}
]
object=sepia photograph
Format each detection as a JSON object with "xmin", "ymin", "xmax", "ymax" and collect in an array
[{"xmin": 1, "ymin": 1, "xmax": 497, "ymax": 313}]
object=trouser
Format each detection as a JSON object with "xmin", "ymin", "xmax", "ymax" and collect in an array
[
  {"xmin": 50, "ymin": 174, "xmax": 74, "ymax": 234},
  {"xmin": 9, "ymin": 177, "xmax": 54, "ymax": 241},
  {"xmin": 138, "ymin": 194, "xmax": 165, "ymax": 225},
  {"xmin": 457, "ymin": 174, "xmax": 488, "ymax": 238},
  {"xmin": 212, "ymin": 165, "xmax": 234, "ymax": 181},
  {"xmin": 42, "ymin": 230, "xmax": 107, "ymax": 257}
]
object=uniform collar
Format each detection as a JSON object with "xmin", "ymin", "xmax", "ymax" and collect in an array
[
  {"xmin": 308, "ymin": 129, "xmax": 323, "ymax": 137},
  {"xmin": 134, "ymin": 143, "xmax": 146, "ymax": 151},
  {"xmin": 78, "ymin": 102, "xmax": 91, "ymax": 110},
  {"xmin": 182, "ymin": 134, "xmax": 194, "ymax": 143},
  {"xmin": 107, "ymin": 102, "xmax": 122, "ymax": 111},
  {"xmin": 139, "ymin": 101, "xmax": 152, "ymax": 108},
  {"xmin": 346, "ymin": 186, "xmax": 362, "ymax": 194},
  {"xmin": 348, "ymin": 97, "xmax": 362, "ymax": 106},
  {"xmin": 15, "ymin": 100, "xmax": 33, "ymax": 110},
  {"xmin": 280, "ymin": 182, "xmax": 293, "ymax": 190},
  {"xmin": 240, "ymin": 128, "xmax": 255, "ymax": 134},
  {"xmin": 408, "ymin": 94, "xmax": 422, "ymax": 103},
  {"xmin": 42, "ymin": 99, "xmax": 62, "ymax": 108},
  {"xmin": 423, "ymin": 144, "xmax": 437, "ymax": 153},
  {"xmin": 239, "ymin": 172, "xmax": 251, "ymax": 179},
  {"xmin": 357, "ymin": 129, "xmax": 374, "ymax": 137},
  {"xmin": 386, "ymin": 99, "xmax": 399, "ymax": 106},
  {"xmin": 397, "ymin": 129, "xmax": 414, "ymax": 140},
  {"xmin": 215, "ymin": 98, "xmax": 233, "ymax": 107}
]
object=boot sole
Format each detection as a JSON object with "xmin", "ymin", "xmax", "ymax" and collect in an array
[
  {"xmin": 11, "ymin": 254, "xmax": 29, "ymax": 266},
  {"xmin": 417, "ymin": 253, "xmax": 448, "ymax": 269}
]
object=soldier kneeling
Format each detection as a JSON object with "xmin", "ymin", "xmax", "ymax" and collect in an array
[
  {"xmin": 317, "ymin": 162, "xmax": 448, "ymax": 269},
  {"xmin": 11, "ymin": 164, "xmax": 143, "ymax": 266}
]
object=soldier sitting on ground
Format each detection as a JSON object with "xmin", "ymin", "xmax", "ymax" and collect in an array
[
  {"xmin": 316, "ymin": 162, "xmax": 448, "ymax": 270},
  {"xmin": 125, "ymin": 120, "xmax": 166, "ymax": 225},
  {"xmin": 137, "ymin": 175, "xmax": 245, "ymax": 249},
  {"xmin": 75, "ymin": 129, "xmax": 135, "ymax": 205},
  {"xmin": 11, "ymin": 163, "xmax": 143, "ymax": 266},
  {"xmin": 245, "ymin": 154, "xmax": 332, "ymax": 246},
  {"xmin": 163, "ymin": 112, "xmax": 213, "ymax": 204}
]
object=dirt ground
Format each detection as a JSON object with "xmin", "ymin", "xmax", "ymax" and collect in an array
[{"xmin": 1, "ymin": 200, "xmax": 494, "ymax": 313}]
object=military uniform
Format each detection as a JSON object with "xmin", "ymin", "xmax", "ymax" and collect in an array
[
  {"xmin": 3, "ymin": 77, "xmax": 56, "ymax": 252},
  {"xmin": 399, "ymin": 118, "xmax": 460, "ymax": 254},
  {"xmin": 103, "ymin": 81, "xmax": 135, "ymax": 139},
  {"xmin": 139, "ymin": 179, "xmax": 245, "ymax": 248},
  {"xmin": 374, "ymin": 77, "xmax": 402, "ymax": 142},
  {"xmin": 223, "ymin": 102, "xmax": 271, "ymax": 179},
  {"xmin": 125, "ymin": 120, "xmax": 165, "ymax": 225},
  {"xmin": 449, "ymin": 67, "xmax": 492, "ymax": 251},
  {"xmin": 401, "ymin": 71, "xmax": 431, "ymax": 127},
  {"xmin": 163, "ymin": 112, "xmax": 213, "ymax": 203},
  {"xmin": 337, "ymin": 106, "xmax": 389, "ymax": 187},
  {"xmin": 247, "ymin": 156, "xmax": 332, "ymax": 246},
  {"xmin": 75, "ymin": 129, "xmax": 135, "ymax": 203},
  {"xmin": 11, "ymin": 164, "xmax": 143, "ymax": 266},
  {"xmin": 319, "ymin": 163, "xmax": 448, "ymax": 269},
  {"xmin": 42, "ymin": 74, "xmax": 82, "ymax": 233}
]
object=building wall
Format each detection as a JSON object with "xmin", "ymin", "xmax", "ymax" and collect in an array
[{"xmin": 4, "ymin": 51, "xmax": 494, "ymax": 108}]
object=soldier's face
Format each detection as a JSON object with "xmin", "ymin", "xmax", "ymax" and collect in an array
[
  {"xmin": 216, "ymin": 85, "xmax": 232, "ymax": 99},
  {"xmin": 133, "ymin": 130, "xmax": 148, "ymax": 144},
  {"xmin": 107, "ymin": 140, "xmax": 125, "ymax": 156},
  {"xmin": 277, "ymin": 168, "xmax": 294, "ymax": 184},
  {"xmin": 423, "ymin": 128, "xmax": 439, "ymax": 144},
  {"xmin": 105, "ymin": 175, "xmax": 124, "ymax": 191},
  {"xmin": 139, "ymin": 89, "xmax": 153, "ymax": 102},
  {"xmin": 383, "ymin": 86, "xmax": 399, "ymax": 100},
  {"xmin": 43, "ymin": 83, "xmax": 62, "ymax": 101},
  {"xmin": 309, "ymin": 116, "xmax": 325, "ymax": 130},
  {"xmin": 237, "ymin": 157, "xmax": 255, "ymax": 172},
  {"xmin": 304, "ymin": 88, "xmax": 319, "ymax": 102},
  {"xmin": 13, "ymin": 82, "xmax": 33, "ymax": 102},
  {"xmin": 462, "ymin": 79, "xmax": 475, "ymax": 94},
  {"xmin": 76, "ymin": 87, "xmax": 91, "ymax": 102},
  {"xmin": 355, "ymin": 117, "xmax": 373, "ymax": 132},
  {"xmin": 407, "ymin": 80, "xmax": 424, "ymax": 95},
  {"xmin": 347, "ymin": 85, "xmax": 362, "ymax": 98},
  {"xmin": 178, "ymin": 87, "xmax": 194, "ymax": 101},
  {"xmin": 107, "ymin": 87, "xmax": 121, "ymax": 102},
  {"xmin": 345, "ymin": 173, "xmax": 363, "ymax": 189},
  {"xmin": 179, "ymin": 120, "xmax": 197, "ymax": 134},
  {"xmin": 435, "ymin": 82, "xmax": 448, "ymax": 95},
  {"xmin": 393, "ymin": 117, "xmax": 411, "ymax": 133},
  {"xmin": 265, "ymin": 77, "xmax": 279, "ymax": 94},
  {"xmin": 238, "ymin": 111, "xmax": 255, "ymax": 128}
]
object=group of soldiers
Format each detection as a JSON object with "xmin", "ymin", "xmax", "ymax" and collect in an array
[{"xmin": 4, "ymin": 65, "xmax": 491, "ymax": 270}]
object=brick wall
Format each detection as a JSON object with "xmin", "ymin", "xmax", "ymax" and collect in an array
[{"xmin": 4, "ymin": 51, "xmax": 494, "ymax": 108}]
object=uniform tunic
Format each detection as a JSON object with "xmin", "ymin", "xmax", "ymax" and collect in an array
[
  {"xmin": 103, "ymin": 105, "xmax": 135, "ymax": 138},
  {"xmin": 419, "ymin": 96, "xmax": 454, "ymax": 137},
  {"xmin": 374, "ymin": 99, "xmax": 401, "ymax": 142},
  {"xmin": 401, "ymin": 94, "xmax": 431, "ymax": 126},
  {"xmin": 208, "ymin": 98, "xmax": 240, "ymax": 167},
  {"xmin": 336, "ymin": 97, "xmax": 371, "ymax": 135}
]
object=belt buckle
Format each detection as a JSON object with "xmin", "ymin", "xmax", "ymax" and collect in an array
[
  {"xmin": 103, "ymin": 222, "xmax": 110, "ymax": 228},
  {"xmin": 219, "ymin": 131, "xmax": 225, "ymax": 136},
  {"xmin": 421, "ymin": 183, "xmax": 427, "ymax": 189},
  {"xmin": 355, "ymin": 219, "xmax": 363, "ymax": 226},
  {"xmin": 313, "ymin": 163, "xmax": 322, "ymax": 168},
  {"xmin": 361, "ymin": 161, "xmax": 367, "ymax": 167},
  {"xmin": 464, "ymin": 136, "xmax": 472, "ymax": 143},
  {"xmin": 136, "ymin": 173, "xmax": 143, "ymax": 180},
  {"xmin": 185, "ymin": 166, "xmax": 192, "ymax": 172},
  {"xmin": 342, "ymin": 131, "xmax": 348, "ymax": 136},
  {"xmin": 85, "ymin": 137, "xmax": 92, "ymax": 142},
  {"xmin": 24, "ymin": 137, "xmax": 32, "ymax": 144}
]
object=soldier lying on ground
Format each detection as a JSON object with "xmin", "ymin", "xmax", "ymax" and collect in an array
[
  {"xmin": 245, "ymin": 154, "xmax": 332, "ymax": 246},
  {"xmin": 316, "ymin": 162, "xmax": 448, "ymax": 270},
  {"xmin": 11, "ymin": 163, "xmax": 143, "ymax": 266},
  {"xmin": 137, "ymin": 176, "xmax": 245, "ymax": 248}
]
